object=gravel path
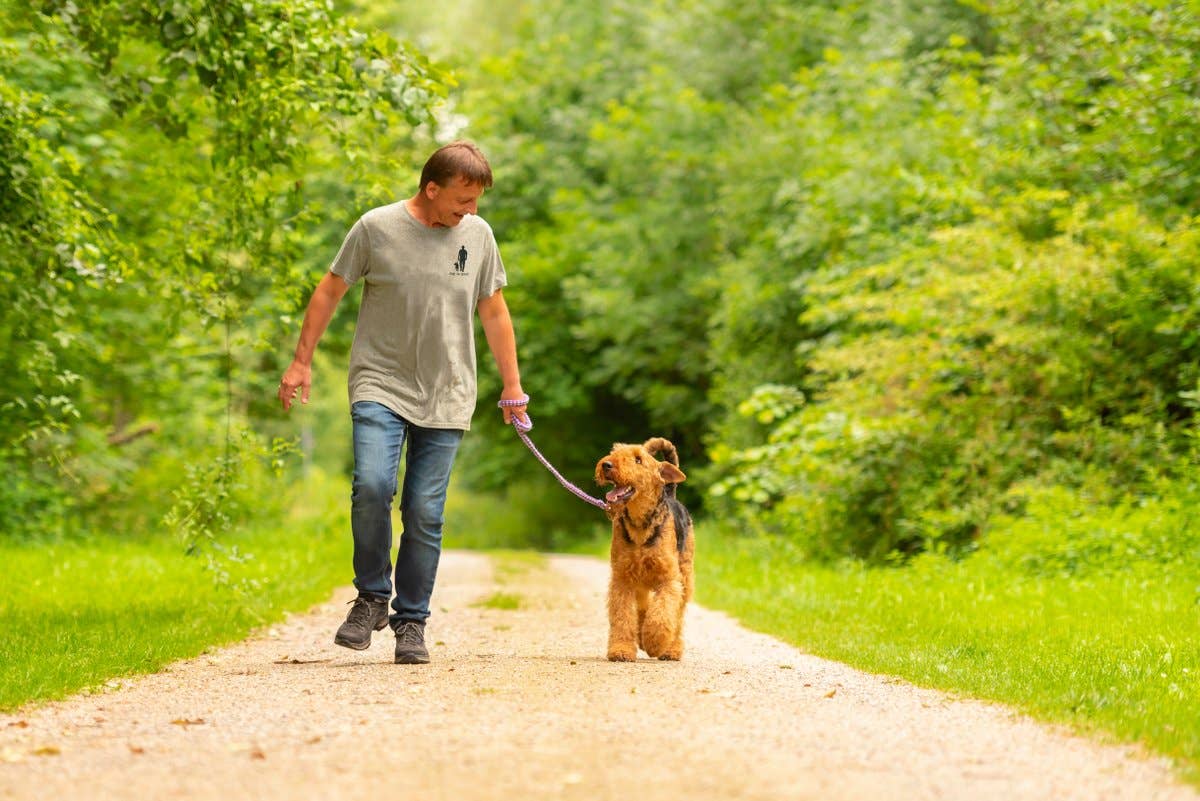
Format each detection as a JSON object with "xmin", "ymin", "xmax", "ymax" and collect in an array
[{"xmin": 0, "ymin": 551, "xmax": 1194, "ymax": 801}]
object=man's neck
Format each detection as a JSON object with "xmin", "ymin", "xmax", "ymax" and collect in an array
[{"xmin": 405, "ymin": 196, "xmax": 441, "ymax": 228}]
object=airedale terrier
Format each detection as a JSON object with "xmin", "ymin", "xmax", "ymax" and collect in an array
[{"xmin": 595, "ymin": 437, "xmax": 695, "ymax": 661}]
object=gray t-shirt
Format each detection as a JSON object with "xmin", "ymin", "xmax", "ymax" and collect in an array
[{"xmin": 330, "ymin": 201, "xmax": 506, "ymax": 430}]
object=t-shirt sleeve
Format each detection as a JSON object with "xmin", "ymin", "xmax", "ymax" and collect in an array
[
  {"xmin": 476, "ymin": 226, "xmax": 507, "ymax": 299},
  {"xmin": 329, "ymin": 218, "xmax": 371, "ymax": 284}
]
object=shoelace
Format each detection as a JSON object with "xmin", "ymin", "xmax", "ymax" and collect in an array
[
  {"xmin": 396, "ymin": 622, "xmax": 423, "ymax": 646},
  {"xmin": 347, "ymin": 597, "xmax": 379, "ymax": 622}
]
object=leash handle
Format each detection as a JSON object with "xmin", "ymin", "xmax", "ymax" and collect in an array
[
  {"xmin": 497, "ymin": 394, "xmax": 533, "ymax": 433},
  {"xmin": 498, "ymin": 395, "xmax": 608, "ymax": 511}
]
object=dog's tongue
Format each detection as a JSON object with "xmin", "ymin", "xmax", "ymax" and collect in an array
[{"xmin": 605, "ymin": 486, "xmax": 633, "ymax": 504}]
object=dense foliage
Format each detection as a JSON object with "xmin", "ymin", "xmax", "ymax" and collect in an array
[
  {"xmin": 5, "ymin": 0, "xmax": 1198, "ymax": 568},
  {"xmin": 1, "ymin": 0, "xmax": 448, "ymax": 540},
  {"xmin": 431, "ymin": 0, "xmax": 1199, "ymax": 558}
]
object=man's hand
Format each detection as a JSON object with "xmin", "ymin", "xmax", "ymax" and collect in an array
[
  {"xmin": 278, "ymin": 272, "xmax": 350, "ymax": 412},
  {"xmin": 499, "ymin": 388, "xmax": 528, "ymax": 427},
  {"xmin": 279, "ymin": 361, "xmax": 312, "ymax": 411}
]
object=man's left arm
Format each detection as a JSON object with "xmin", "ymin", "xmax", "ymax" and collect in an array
[{"xmin": 477, "ymin": 289, "xmax": 528, "ymax": 425}]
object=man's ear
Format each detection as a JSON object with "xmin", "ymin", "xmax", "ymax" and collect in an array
[
  {"xmin": 423, "ymin": 181, "xmax": 440, "ymax": 200},
  {"xmin": 659, "ymin": 462, "xmax": 686, "ymax": 484}
]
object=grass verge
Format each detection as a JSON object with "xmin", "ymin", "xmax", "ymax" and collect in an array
[
  {"xmin": 0, "ymin": 468, "xmax": 351, "ymax": 712},
  {"xmin": 696, "ymin": 529, "xmax": 1200, "ymax": 784}
]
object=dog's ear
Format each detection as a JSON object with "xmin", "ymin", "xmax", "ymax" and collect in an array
[
  {"xmin": 659, "ymin": 461, "xmax": 686, "ymax": 484},
  {"xmin": 642, "ymin": 436, "xmax": 679, "ymax": 466}
]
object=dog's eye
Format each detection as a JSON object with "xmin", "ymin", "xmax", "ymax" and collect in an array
[{"xmin": 634, "ymin": 456, "xmax": 642, "ymax": 464}]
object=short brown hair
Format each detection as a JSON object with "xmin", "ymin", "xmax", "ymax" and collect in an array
[{"xmin": 419, "ymin": 140, "xmax": 493, "ymax": 191}]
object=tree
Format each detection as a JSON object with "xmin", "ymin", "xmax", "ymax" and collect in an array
[{"xmin": 0, "ymin": 0, "xmax": 448, "ymax": 538}]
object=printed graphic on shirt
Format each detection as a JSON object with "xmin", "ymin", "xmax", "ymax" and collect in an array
[{"xmin": 451, "ymin": 245, "xmax": 469, "ymax": 275}]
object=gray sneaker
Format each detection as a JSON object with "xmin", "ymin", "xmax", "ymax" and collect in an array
[
  {"xmin": 394, "ymin": 620, "xmax": 430, "ymax": 664},
  {"xmin": 333, "ymin": 595, "xmax": 389, "ymax": 650}
]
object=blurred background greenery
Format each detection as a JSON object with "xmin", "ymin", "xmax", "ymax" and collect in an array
[{"xmin": 3, "ymin": 0, "xmax": 1198, "ymax": 567}]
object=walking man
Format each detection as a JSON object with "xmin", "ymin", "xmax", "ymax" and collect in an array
[{"xmin": 278, "ymin": 141, "xmax": 527, "ymax": 664}]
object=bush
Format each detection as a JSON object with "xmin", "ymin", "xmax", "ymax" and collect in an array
[
  {"xmin": 985, "ymin": 482, "xmax": 1200, "ymax": 579},
  {"xmin": 711, "ymin": 205, "xmax": 1200, "ymax": 560}
]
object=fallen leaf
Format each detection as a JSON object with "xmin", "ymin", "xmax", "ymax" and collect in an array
[
  {"xmin": 7, "ymin": 721, "xmax": 29, "ymax": 729},
  {"xmin": 249, "ymin": 746, "xmax": 266, "ymax": 760},
  {"xmin": 32, "ymin": 746, "xmax": 61, "ymax": 757},
  {"xmin": 171, "ymin": 718, "xmax": 206, "ymax": 727},
  {"xmin": 129, "ymin": 745, "xmax": 146, "ymax": 755},
  {"xmin": 824, "ymin": 689, "xmax": 837, "ymax": 698}
]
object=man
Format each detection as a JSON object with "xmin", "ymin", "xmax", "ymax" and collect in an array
[{"xmin": 278, "ymin": 141, "xmax": 527, "ymax": 664}]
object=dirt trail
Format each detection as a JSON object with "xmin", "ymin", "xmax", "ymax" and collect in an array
[{"xmin": 0, "ymin": 551, "xmax": 1194, "ymax": 801}]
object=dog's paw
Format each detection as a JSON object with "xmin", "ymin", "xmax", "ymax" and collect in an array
[
  {"xmin": 657, "ymin": 651, "xmax": 682, "ymax": 661},
  {"xmin": 607, "ymin": 649, "xmax": 637, "ymax": 662},
  {"xmin": 640, "ymin": 628, "xmax": 675, "ymax": 659}
]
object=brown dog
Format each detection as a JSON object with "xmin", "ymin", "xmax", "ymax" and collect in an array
[{"xmin": 594, "ymin": 437, "xmax": 695, "ymax": 661}]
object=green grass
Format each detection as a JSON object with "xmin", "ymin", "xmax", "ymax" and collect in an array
[
  {"xmin": 471, "ymin": 591, "xmax": 524, "ymax": 610},
  {"xmin": 0, "ymin": 469, "xmax": 352, "ymax": 712},
  {"xmin": 695, "ymin": 529, "xmax": 1200, "ymax": 783}
]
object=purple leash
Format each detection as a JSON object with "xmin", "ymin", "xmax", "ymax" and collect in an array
[{"xmin": 498, "ymin": 395, "xmax": 608, "ymax": 511}]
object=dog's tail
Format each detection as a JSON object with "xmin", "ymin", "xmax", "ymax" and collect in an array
[{"xmin": 643, "ymin": 437, "xmax": 680, "ymax": 498}]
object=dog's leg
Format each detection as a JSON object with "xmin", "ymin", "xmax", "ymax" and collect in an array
[
  {"xmin": 607, "ymin": 581, "xmax": 639, "ymax": 662},
  {"xmin": 640, "ymin": 578, "xmax": 684, "ymax": 660},
  {"xmin": 666, "ymin": 589, "xmax": 687, "ymax": 661},
  {"xmin": 669, "ymin": 535, "xmax": 694, "ymax": 659},
  {"xmin": 635, "ymin": 588, "xmax": 650, "ymax": 653},
  {"xmin": 680, "ymin": 537, "xmax": 695, "ymax": 605}
]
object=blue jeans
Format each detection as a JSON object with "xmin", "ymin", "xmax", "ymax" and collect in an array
[{"xmin": 349, "ymin": 401, "xmax": 463, "ymax": 628}]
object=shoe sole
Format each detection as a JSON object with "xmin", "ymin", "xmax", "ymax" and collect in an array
[
  {"xmin": 333, "ymin": 618, "xmax": 389, "ymax": 651},
  {"xmin": 334, "ymin": 635, "xmax": 372, "ymax": 650},
  {"xmin": 394, "ymin": 652, "xmax": 431, "ymax": 664}
]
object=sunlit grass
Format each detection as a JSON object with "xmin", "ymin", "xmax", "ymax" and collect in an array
[
  {"xmin": 696, "ymin": 528, "xmax": 1200, "ymax": 784},
  {"xmin": 472, "ymin": 591, "xmax": 524, "ymax": 610},
  {"xmin": 0, "ymin": 470, "xmax": 351, "ymax": 712}
]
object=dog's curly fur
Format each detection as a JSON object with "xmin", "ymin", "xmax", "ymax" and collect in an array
[{"xmin": 594, "ymin": 437, "xmax": 695, "ymax": 661}]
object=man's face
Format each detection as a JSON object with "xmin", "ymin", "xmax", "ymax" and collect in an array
[{"xmin": 426, "ymin": 176, "xmax": 484, "ymax": 227}]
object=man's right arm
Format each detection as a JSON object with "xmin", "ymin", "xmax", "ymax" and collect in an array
[{"xmin": 278, "ymin": 272, "xmax": 351, "ymax": 411}]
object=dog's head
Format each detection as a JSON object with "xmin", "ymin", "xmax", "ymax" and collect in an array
[{"xmin": 594, "ymin": 439, "xmax": 686, "ymax": 510}]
